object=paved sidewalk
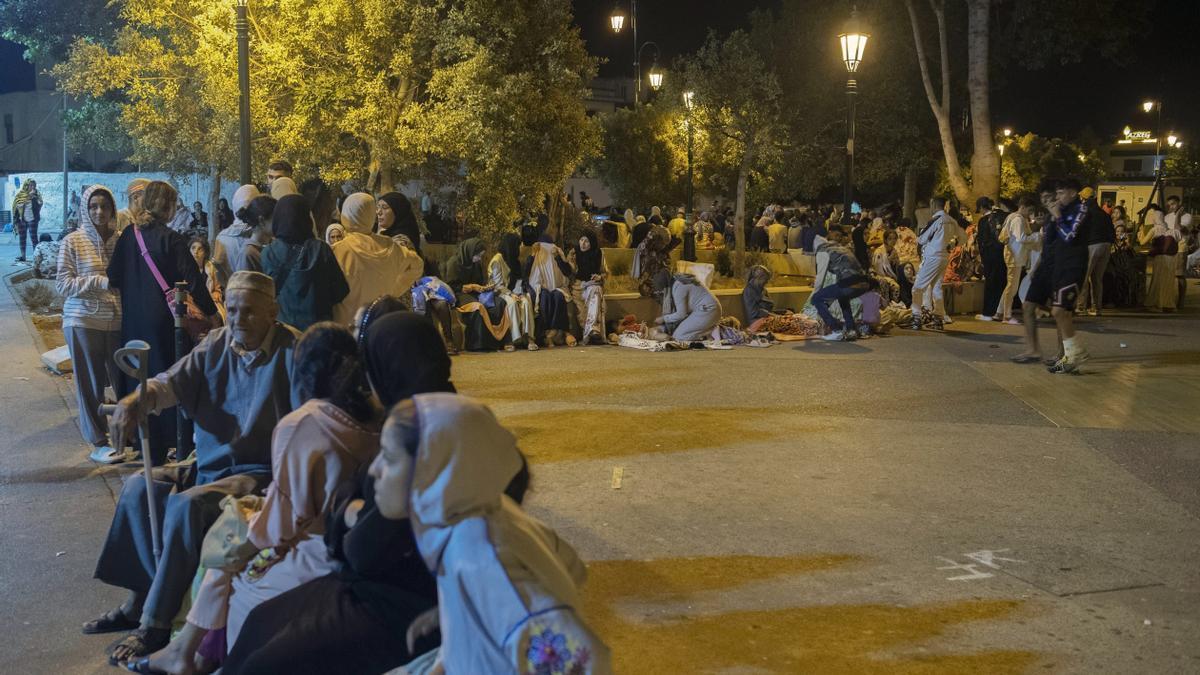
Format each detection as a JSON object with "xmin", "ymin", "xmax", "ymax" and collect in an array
[{"xmin": 0, "ymin": 244, "xmax": 126, "ymax": 675}]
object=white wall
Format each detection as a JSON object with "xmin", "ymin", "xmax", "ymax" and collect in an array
[{"xmin": 2, "ymin": 171, "xmax": 240, "ymax": 233}]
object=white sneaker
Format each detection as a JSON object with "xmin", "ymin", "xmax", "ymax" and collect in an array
[
  {"xmin": 975, "ymin": 314, "xmax": 994, "ymax": 321},
  {"xmin": 1004, "ymin": 317, "xmax": 1021, "ymax": 325},
  {"xmin": 942, "ymin": 315, "xmax": 954, "ymax": 324},
  {"xmin": 822, "ymin": 330, "xmax": 847, "ymax": 342}
]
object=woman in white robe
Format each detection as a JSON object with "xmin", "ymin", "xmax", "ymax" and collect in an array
[{"xmin": 487, "ymin": 233, "xmax": 538, "ymax": 350}]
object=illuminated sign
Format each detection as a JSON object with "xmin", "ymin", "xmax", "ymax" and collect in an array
[{"xmin": 1124, "ymin": 129, "xmax": 1153, "ymax": 141}]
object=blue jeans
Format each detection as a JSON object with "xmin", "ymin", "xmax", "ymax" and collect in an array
[{"xmin": 811, "ymin": 282, "xmax": 868, "ymax": 332}]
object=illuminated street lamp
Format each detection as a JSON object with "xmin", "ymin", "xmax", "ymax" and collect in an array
[
  {"xmin": 609, "ymin": 4, "xmax": 626, "ymax": 33},
  {"xmin": 648, "ymin": 63, "xmax": 664, "ymax": 92},
  {"xmin": 1142, "ymin": 100, "xmax": 1155, "ymax": 114},
  {"xmin": 1003, "ymin": 127, "xmax": 1012, "ymax": 138},
  {"xmin": 1168, "ymin": 133, "xmax": 1178, "ymax": 147},
  {"xmin": 236, "ymin": 0, "xmax": 252, "ymax": 185},
  {"xmin": 838, "ymin": 7, "xmax": 869, "ymax": 224}
]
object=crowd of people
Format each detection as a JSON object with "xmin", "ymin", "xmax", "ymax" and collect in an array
[
  {"xmin": 39, "ymin": 158, "xmax": 1195, "ymax": 671},
  {"xmin": 52, "ymin": 167, "xmax": 609, "ymax": 673}
]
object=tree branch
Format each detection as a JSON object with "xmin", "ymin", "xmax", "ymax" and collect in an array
[{"xmin": 905, "ymin": 0, "xmax": 942, "ymax": 115}]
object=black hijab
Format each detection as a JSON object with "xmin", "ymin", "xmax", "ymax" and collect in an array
[
  {"xmin": 575, "ymin": 228, "xmax": 602, "ymax": 280},
  {"xmin": 271, "ymin": 194, "xmax": 315, "ymax": 245},
  {"xmin": 442, "ymin": 237, "xmax": 487, "ymax": 286},
  {"xmin": 499, "ymin": 232, "xmax": 523, "ymax": 289},
  {"xmin": 364, "ymin": 311, "xmax": 455, "ymax": 408},
  {"xmin": 379, "ymin": 192, "xmax": 422, "ymax": 252}
]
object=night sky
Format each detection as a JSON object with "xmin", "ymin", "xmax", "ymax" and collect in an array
[{"xmin": 3, "ymin": 0, "xmax": 1195, "ymax": 142}]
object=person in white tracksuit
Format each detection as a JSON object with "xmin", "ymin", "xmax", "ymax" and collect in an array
[{"xmin": 909, "ymin": 197, "xmax": 951, "ymax": 329}]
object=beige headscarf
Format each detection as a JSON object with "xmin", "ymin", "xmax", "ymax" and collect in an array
[
  {"xmin": 339, "ymin": 193, "xmax": 377, "ymax": 234},
  {"xmin": 269, "ymin": 176, "xmax": 299, "ymax": 199}
]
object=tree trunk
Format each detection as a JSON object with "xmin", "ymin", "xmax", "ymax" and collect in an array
[
  {"xmin": 733, "ymin": 137, "xmax": 755, "ymax": 277},
  {"xmin": 208, "ymin": 165, "xmax": 221, "ymax": 245},
  {"xmin": 966, "ymin": 0, "xmax": 998, "ymax": 200},
  {"xmin": 366, "ymin": 149, "xmax": 394, "ymax": 195},
  {"xmin": 903, "ymin": 164, "xmax": 917, "ymax": 222},
  {"xmin": 904, "ymin": 0, "xmax": 973, "ymax": 204}
]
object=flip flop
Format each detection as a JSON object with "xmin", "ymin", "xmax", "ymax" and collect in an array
[
  {"xmin": 82, "ymin": 608, "xmax": 138, "ymax": 634},
  {"xmin": 125, "ymin": 659, "xmax": 168, "ymax": 674},
  {"xmin": 106, "ymin": 629, "xmax": 169, "ymax": 666},
  {"xmin": 1009, "ymin": 354, "xmax": 1040, "ymax": 364}
]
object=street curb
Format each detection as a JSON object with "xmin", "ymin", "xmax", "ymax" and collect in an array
[{"xmin": 2, "ymin": 267, "xmax": 125, "ymax": 503}]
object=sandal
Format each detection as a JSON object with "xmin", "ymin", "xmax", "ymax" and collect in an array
[
  {"xmin": 106, "ymin": 628, "xmax": 170, "ymax": 665},
  {"xmin": 1009, "ymin": 354, "xmax": 1040, "ymax": 364},
  {"xmin": 124, "ymin": 658, "xmax": 169, "ymax": 674},
  {"xmin": 82, "ymin": 607, "xmax": 139, "ymax": 634}
]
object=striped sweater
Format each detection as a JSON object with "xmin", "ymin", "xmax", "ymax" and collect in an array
[{"xmin": 56, "ymin": 188, "xmax": 122, "ymax": 331}]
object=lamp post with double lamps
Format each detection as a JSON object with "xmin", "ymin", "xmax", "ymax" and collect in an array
[{"xmin": 610, "ymin": 2, "xmax": 664, "ymax": 104}]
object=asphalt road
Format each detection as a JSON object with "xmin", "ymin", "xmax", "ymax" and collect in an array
[{"xmin": 2, "ymin": 253, "xmax": 1197, "ymax": 674}]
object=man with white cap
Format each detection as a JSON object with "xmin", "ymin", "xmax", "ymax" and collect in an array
[
  {"xmin": 85, "ymin": 271, "xmax": 300, "ymax": 666},
  {"xmin": 116, "ymin": 178, "xmax": 150, "ymax": 231}
]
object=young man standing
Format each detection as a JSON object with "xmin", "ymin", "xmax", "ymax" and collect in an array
[
  {"xmin": 975, "ymin": 196, "xmax": 1009, "ymax": 321},
  {"xmin": 265, "ymin": 160, "xmax": 293, "ymax": 192},
  {"xmin": 908, "ymin": 196, "xmax": 950, "ymax": 330},
  {"xmin": 1013, "ymin": 178, "xmax": 1092, "ymax": 374}
]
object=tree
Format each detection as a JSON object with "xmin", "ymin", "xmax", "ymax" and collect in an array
[
  {"xmin": 594, "ymin": 104, "xmax": 687, "ymax": 209},
  {"xmin": 904, "ymin": 0, "xmax": 1149, "ymax": 204},
  {"xmin": 756, "ymin": 3, "xmax": 938, "ymax": 215},
  {"xmin": 682, "ymin": 29, "xmax": 783, "ymax": 271},
  {"xmin": 51, "ymin": 0, "xmax": 597, "ymax": 236}
]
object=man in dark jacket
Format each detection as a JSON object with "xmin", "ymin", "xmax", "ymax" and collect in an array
[
  {"xmin": 813, "ymin": 227, "xmax": 873, "ymax": 341},
  {"xmin": 974, "ymin": 197, "xmax": 1009, "ymax": 320},
  {"xmin": 1078, "ymin": 189, "xmax": 1115, "ymax": 315}
]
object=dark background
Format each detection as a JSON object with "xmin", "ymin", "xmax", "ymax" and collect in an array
[{"xmin": 3, "ymin": 0, "xmax": 1196, "ymax": 141}]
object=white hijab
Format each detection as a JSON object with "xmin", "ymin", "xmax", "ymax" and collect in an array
[
  {"xmin": 230, "ymin": 184, "xmax": 261, "ymax": 228},
  {"xmin": 527, "ymin": 241, "xmax": 568, "ymax": 295},
  {"xmin": 407, "ymin": 393, "xmax": 609, "ymax": 674}
]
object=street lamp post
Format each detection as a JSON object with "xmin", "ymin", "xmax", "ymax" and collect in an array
[
  {"xmin": 1143, "ymin": 100, "xmax": 1162, "ymax": 175},
  {"xmin": 610, "ymin": 2, "xmax": 663, "ymax": 104},
  {"xmin": 997, "ymin": 144, "xmax": 1005, "ymax": 198},
  {"xmin": 683, "ymin": 91, "xmax": 696, "ymax": 261},
  {"xmin": 236, "ymin": 0, "xmax": 252, "ymax": 185},
  {"xmin": 838, "ymin": 8, "xmax": 869, "ymax": 225}
]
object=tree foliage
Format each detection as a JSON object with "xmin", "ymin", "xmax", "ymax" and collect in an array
[
  {"xmin": 50, "ymin": 0, "xmax": 597, "ymax": 234},
  {"xmin": 681, "ymin": 29, "xmax": 784, "ymax": 266},
  {"xmin": 594, "ymin": 104, "xmax": 687, "ymax": 209}
]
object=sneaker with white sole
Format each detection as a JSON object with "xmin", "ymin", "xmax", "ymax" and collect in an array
[
  {"xmin": 1047, "ymin": 349, "xmax": 1089, "ymax": 374},
  {"xmin": 975, "ymin": 314, "xmax": 994, "ymax": 321},
  {"xmin": 822, "ymin": 330, "xmax": 847, "ymax": 342},
  {"xmin": 1004, "ymin": 317, "xmax": 1021, "ymax": 325},
  {"xmin": 89, "ymin": 446, "xmax": 130, "ymax": 465}
]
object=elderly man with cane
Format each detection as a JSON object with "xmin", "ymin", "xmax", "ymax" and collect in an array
[{"xmin": 83, "ymin": 272, "xmax": 299, "ymax": 666}]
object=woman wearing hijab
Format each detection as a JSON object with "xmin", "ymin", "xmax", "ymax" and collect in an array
[
  {"xmin": 1140, "ymin": 205, "xmax": 1179, "ymax": 312},
  {"xmin": 571, "ymin": 228, "xmax": 609, "ymax": 344},
  {"xmin": 330, "ymin": 193, "xmax": 424, "ymax": 325},
  {"xmin": 376, "ymin": 192, "xmax": 422, "ymax": 251},
  {"xmin": 655, "ymin": 272, "xmax": 721, "ymax": 342},
  {"xmin": 220, "ymin": 313, "xmax": 487, "ymax": 675},
  {"xmin": 370, "ymin": 393, "xmax": 609, "ymax": 674},
  {"xmin": 324, "ymin": 223, "xmax": 345, "ymax": 247},
  {"xmin": 488, "ymin": 232, "xmax": 538, "ymax": 351},
  {"xmin": 633, "ymin": 222, "xmax": 673, "ymax": 299},
  {"xmin": 10, "ymin": 179, "xmax": 43, "ymax": 261},
  {"xmin": 107, "ymin": 181, "xmax": 219, "ymax": 464},
  {"xmin": 213, "ymin": 184, "xmax": 263, "ymax": 288},
  {"xmin": 132, "ymin": 323, "xmax": 381, "ymax": 675},
  {"xmin": 260, "ymin": 195, "xmax": 350, "ymax": 331},
  {"xmin": 58, "ymin": 185, "xmax": 125, "ymax": 464},
  {"xmin": 524, "ymin": 236, "xmax": 575, "ymax": 347},
  {"xmin": 617, "ymin": 208, "xmax": 634, "ymax": 248},
  {"xmin": 441, "ymin": 237, "xmax": 509, "ymax": 352},
  {"xmin": 268, "ymin": 176, "xmax": 300, "ymax": 200}
]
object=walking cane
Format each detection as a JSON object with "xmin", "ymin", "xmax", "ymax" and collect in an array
[
  {"xmin": 172, "ymin": 281, "xmax": 193, "ymax": 458},
  {"xmin": 99, "ymin": 340, "xmax": 163, "ymax": 568}
]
